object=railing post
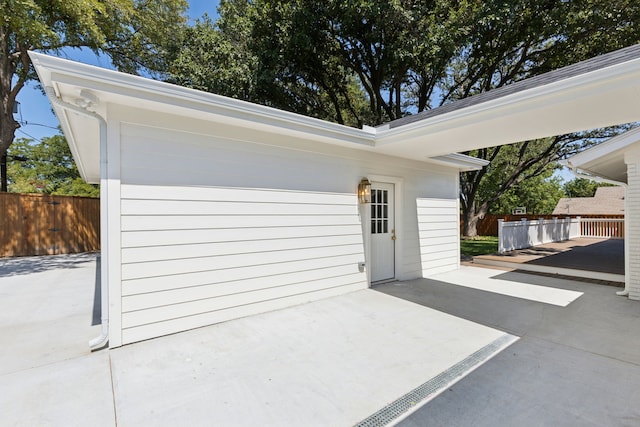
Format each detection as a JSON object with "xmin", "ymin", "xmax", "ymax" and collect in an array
[{"xmin": 498, "ymin": 219, "xmax": 505, "ymax": 253}]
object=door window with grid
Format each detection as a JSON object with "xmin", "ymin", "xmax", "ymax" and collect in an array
[{"xmin": 371, "ymin": 189, "xmax": 389, "ymax": 234}]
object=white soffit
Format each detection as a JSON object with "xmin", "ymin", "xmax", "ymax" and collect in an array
[
  {"xmin": 565, "ymin": 126, "xmax": 640, "ymax": 183},
  {"xmin": 428, "ymin": 153, "xmax": 489, "ymax": 171},
  {"xmin": 375, "ymin": 58, "xmax": 640, "ymax": 158}
]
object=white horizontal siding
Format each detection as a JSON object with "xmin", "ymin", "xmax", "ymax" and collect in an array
[
  {"xmin": 121, "ymin": 184, "xmax": 357, "ymax": 204},
  {"xmin": 122, "ymin": 273, "xmax": 364, "ymax": 325},
  {"xmin": 122, "ymin": 244, "xmax": 363, "ymax": 280},
  {"xmin": 111, "ymin": 121, "xmax": 464, "ymax": 345},
  {"xmin": 417, "ymin": 198, "xmax": 460, "ymax": 276},
  {"xmin": 122, "ymin": 225, "xmax": 358, "ymax": 248},
  {"xmin": 120, "ymin": 184, "xmax": 367, "ymax": 344},
  {"xmin": 121, "ymin": 199, "xmax": 357, "ymax": 215},
  {"xmin": 123, "ymin": 264, "xmax": 360, "ymax": 305},
  {"xmin": 122, "ymin": 235, "xmax": 364, "ymax": 263},
  {"xmin": 122, "ymin": 254, "xmax": 364, "ymax": 296}
]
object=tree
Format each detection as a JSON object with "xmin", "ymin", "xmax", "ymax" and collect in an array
[
  {"xmin": 166, "ymin": 0, "xmax": 640, "ymax": 237},
  {"xmin": 490, "ymin": 174, "xmax": 564, "ymax": 215},
  {"xmin": 460, "ymin": 126, "xmax": 631, "ymax": 236},
  {"xmin": 168, "ymin": 0, "xmax": 477, "ymax": 126},
  {"xmin": 0, "ymin": 0, "xmax": 188, "ymax": 192},
  {"xmin": 168, "ymin": 11, "xmax": 257, "ymax": 101},
  {"xmin": 455, "ymin": 0, "xmax": 640, "ymax": 236},
  {"xmin": 563, "ymin": 178, "xmax": 613, "ymax": 198},
  {"xmin": 7, "ymin": 135, "xmax": 99, "ymax": 197},
  {"xmin": 250, "ymin": 0, "xmax": 478, "ymax": 125}
]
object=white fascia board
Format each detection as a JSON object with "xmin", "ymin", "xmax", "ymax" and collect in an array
[
  {"xmin": 30, "ymin": 52, "xmax": 375, "ymax": 149},
  {"xmin": 30, "ymin": 64, "xmax": 98, "ymax": 183},
  {"xmin": 565, "ymin": 126, "xmax": 640, "ymax": 168},
  {"xmin": 428, "ymin": 153, "xmax": 489, "ymax": 171},
  {"xmin": 375, "ymin": 57, "xmax": 640, "ymax": 147}
]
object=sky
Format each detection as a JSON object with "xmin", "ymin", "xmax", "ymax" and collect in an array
[
  {"xmin": 14, "ymin": 0, "xmax": 220, "ymax": 144},
  {"xmin": 13, "ymin": 0, "xmax": 575, "ymax": 182}
]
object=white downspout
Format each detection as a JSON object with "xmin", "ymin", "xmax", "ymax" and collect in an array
[
  {"xmin": 44, "ymin": 86, "xmax": 110, "ymax": 349},
  {"xmin": 566, "ymin": 163, "xmax": 629, "ymax": 296}
]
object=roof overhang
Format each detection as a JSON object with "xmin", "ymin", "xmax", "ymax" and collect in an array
[
  {"xmin": 30, "ymin": 44, "xmax": 640, "ymax": 183},
  {"xmin": 375, "ymin": 57, "xmax": 640, "ymax": 158},
  {"xmin": 563, "ymin": 126, "xmax": 640, "ymax": 184}
]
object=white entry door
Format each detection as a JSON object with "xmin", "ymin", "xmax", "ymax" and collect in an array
[{"xmin": 370, "ymin": 182, "xmax": 395, "ymax": 282}]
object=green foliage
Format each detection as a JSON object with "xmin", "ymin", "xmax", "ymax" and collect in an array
[
  {"xmin": 167, "ymin": 1, "xmax": 640, "ymax": 230},
  {"xmin": 563, "ymin": 178, "xmax": 613, "ymax": 198},
  {"xmin": 167, "ymin": 0, "xmax": 480, "ymax": 126},
  {"xmin": 460, "ymin": 236, "xmax": 498, "ymax": 257},
  {"xmin": 0, "ymin": 0, "xmax": 189, "ymax": 190},
  {"xmin": 7, "ymin": 136, "xmax": 99, "ymax": 197},
  {"xmin": 490, "ymin": 175, "xmax": 565, "ymax": 215},
  {"xmin": 169, "ymin": 12, "xmax": 257, "ymax": 100}
]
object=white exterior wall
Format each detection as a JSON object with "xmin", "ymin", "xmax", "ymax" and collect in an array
[
  {"xmin": 416, "ymin": 198, "xmax": 460, "ymax": 275},
  {"xmin": 625, "ymin": 153, "xmax": 640, "ymax": 300},
  {"xmin": 106, "ymin": 107, "xmax": 461, "ymax": 345}
]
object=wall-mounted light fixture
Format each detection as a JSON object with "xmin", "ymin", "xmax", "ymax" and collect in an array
[{"xmin": 358, "ymin": 178, "xmax": 371, "ymax": 204}]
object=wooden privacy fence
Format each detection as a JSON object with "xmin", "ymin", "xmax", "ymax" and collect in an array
[{"xmin": 0, "ymin": 193, "xmax": 100, "ymax": 257}]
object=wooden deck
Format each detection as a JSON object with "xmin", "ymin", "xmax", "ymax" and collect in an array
[{"xmin": 472, "ymin": 238, "xmax": 624, "ymax": 283}]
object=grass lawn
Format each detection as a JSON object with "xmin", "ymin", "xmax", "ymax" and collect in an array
[{"xmin": 460, "ymin": 236, "xmax": 498, "ymax": 257}]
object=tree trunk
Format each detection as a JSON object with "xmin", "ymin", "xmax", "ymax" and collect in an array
[
  {"xmin": 0, "ymin": 104, "xmax": 19, "ymax": 192},
  {"xmin": 461, "ymin": 203, "xmax": 489, "ymax": 238},
  {"xmin": 462, "ymin": 209, "xmax": 479, "ymax": 238},
  {"xmin": 0, "ymin": 154, "xmax": 6, "ymax": 192},
  {"xmin": 0, "ymin": 30, "xmax": 21, "ymax": 192}
]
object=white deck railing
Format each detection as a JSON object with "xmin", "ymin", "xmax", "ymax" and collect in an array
[
  {"xmin": 498, "ymin": 217, "xmax": 580, "ymax": 253},
  {"xmin": 498, "ymin": 216, "xmax": 624, "ymax": 253},
  {"xmin": 580, "ymin": 218, "xmax": 624, "ymax": 239}
]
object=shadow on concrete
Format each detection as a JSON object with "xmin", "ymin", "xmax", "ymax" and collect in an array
[
  {"xmin": 525, "ymin": 238, "xmax": 624, "ymax": 274},
  {"xmin": 376, "ymin": 271, "xmax": 640, "ymax": 426},
  {"xmin": 0, "ymin": 252, "xmax": 98, "ymax": 277},
  {"xmin": 92, "ymin": 255, "xmax": 101, "ymax": 326}
]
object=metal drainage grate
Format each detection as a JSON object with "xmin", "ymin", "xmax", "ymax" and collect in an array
[{"xmin": 354, "ymin": 334, "xmax": 518, "ymax": 427}]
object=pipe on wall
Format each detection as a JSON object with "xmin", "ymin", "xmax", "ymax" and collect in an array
[{"xmin": 44, "ymin": 86, "xmax": 111, "ymax": 349}]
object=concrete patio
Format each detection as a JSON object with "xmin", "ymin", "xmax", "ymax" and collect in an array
[
  {"xmin": 1, "ymin": 253, "xmax": 514, "ymax": 426},
  {"xmin": 379, "ymin": 267, "xmax": 640, "ymax": 426},
  {"xmin": 2, "ymin": 253, "xmax": 639, "ymax": 426}
]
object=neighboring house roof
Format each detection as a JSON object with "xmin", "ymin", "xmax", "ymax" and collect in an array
[
  {"xmin": 30, "ymin": 42, "xmax": 640, "ymax": 183},
  {"xmin": 552, "ymin": 186, "xmax": 625, "ymax": 215}
]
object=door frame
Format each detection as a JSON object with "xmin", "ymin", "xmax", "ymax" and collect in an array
[{"xmin": 365, "ymin": 175, "xmax": 404, "ymax": 286}]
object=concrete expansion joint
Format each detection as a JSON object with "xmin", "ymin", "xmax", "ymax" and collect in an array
[
  {"xmin": 108, "ymin": 352, "xmax": 119, "ymax": 425},
  {"xmin": 540, "ymin": 336, "xmax": 640, "ymax": 368},
  {"xmin": 1, "ymin": 353, "xmax": 97, "ymax": 379}
]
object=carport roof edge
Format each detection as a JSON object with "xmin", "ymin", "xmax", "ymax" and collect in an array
[
  {"xmin": 385, "ymin": 44, "xmax": 640, "ymax": 129},
  {"xmin": 564, "ymin": 125, "xmax": 640, "ymax": 183}
]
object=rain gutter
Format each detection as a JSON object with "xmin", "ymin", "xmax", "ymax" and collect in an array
[{"xmin": 44, "ymin": 86, "xmax": 110, "ymax": 349}]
